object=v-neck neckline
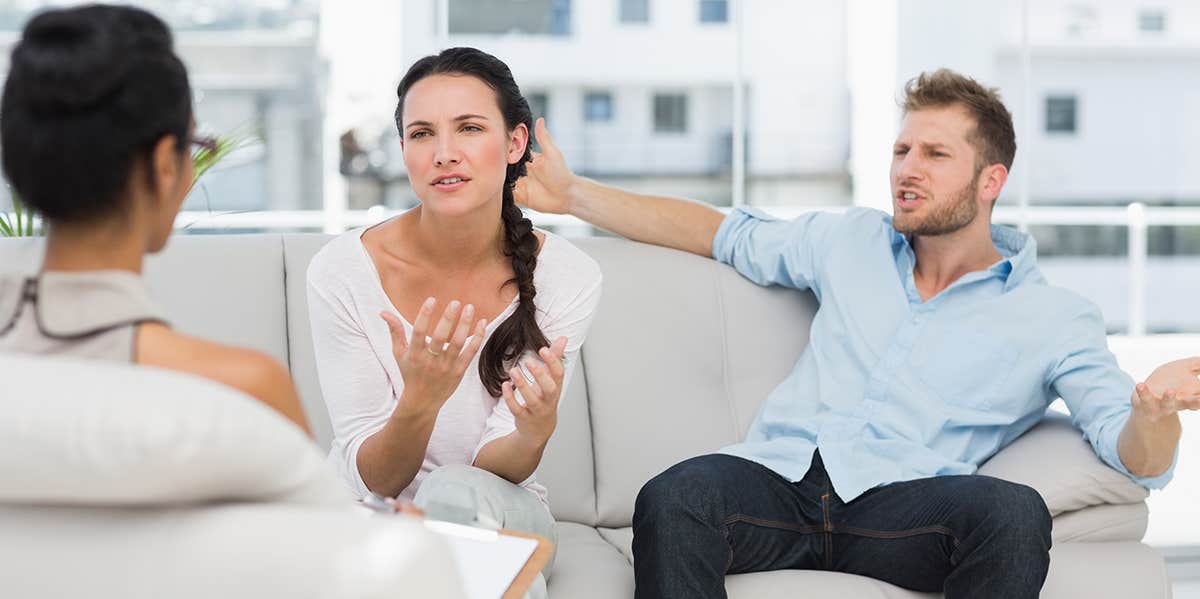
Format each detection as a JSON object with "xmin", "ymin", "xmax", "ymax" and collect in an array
[{"xmin": 354, "ymin": 226, "xmax": 524, "ymax": 334}]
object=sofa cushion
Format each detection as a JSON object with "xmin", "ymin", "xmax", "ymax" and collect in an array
[
  {"xmin": 537, "ymin": 355, "xmax": 599, "ymax": 525},
  {"xmin": 593, "ymin": 527, "xmax": 1167, "ymax": 599},
  {"xmin": 144, "ymin": 234, "xmax": 290, "ymax": 367},
  {"xmin": 283, "ymin": 234, "xmax": 338, "ymax": 449},
  {"xmin": 0, "ymin": 503, "xmax": 463, "ymax": 599},
  {"xmin": 1051, "ymin": 502, "xmax": 1148, "ymax": 543},
  {"xmin": 547, "ymin": 523, "xmax": 634, "ymax": 599},
  {"xmin": 977, "ymin": 411, "xmax": 1149, "ymax": 516},
  {"xmin": 0, "ymin": 354, "xmax": 349, "ymax": 507},
  {"xmin": 580, "ymin": 239, "xmax": 816, "ymax": 528}
]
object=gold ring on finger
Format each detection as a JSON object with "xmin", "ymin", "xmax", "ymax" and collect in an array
[{"xmin": 425, "ymin": 346, "xmax": 442, "ymax": 357}]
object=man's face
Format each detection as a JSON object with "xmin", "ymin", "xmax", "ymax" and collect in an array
[{"xmin": 890, "ymin": 105, "xmax": 985, "ymax": 236}]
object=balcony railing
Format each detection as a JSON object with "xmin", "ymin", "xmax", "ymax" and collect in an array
[{"xmin": 7, "ymin": 202, "xmax": 1200, "ymax": 335}]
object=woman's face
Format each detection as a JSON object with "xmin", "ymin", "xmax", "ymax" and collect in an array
[{"xmin": 399, "ymin": 73, "xmax": 528, "ymax": 218}]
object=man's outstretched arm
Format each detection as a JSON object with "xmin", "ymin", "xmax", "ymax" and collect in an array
[
  {"xmin": 1118, "ymin": 357, "xmax": 1200, "ymax": 477},
  {"xmin": 514, "ymin": 118, "xmax": 725, "ymax": 258}
]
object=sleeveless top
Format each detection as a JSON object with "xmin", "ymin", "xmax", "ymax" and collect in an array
[{"xmin": 0, "ymin": 270, "xmax": 167, "ymax": 362}]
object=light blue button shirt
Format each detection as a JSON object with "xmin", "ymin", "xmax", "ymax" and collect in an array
[{"xmin": 712, "ymin": 207, "xmax": 1174, "ymax": 502}]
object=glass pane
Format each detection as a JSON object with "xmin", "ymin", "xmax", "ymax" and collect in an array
[
  {"xmin": 620, "ymin": 0, "xmax": 649, "ymax": 23},
  {"xmin": 699, "ymin": 0, "xmax": 728, "ymax": 24},
  {"xmin": 584, "ymin": 92, "xmax": 614, "ymax": 122},
  {"xmin": 652, "ymin": 93, "xmax": 687, "ymax": 133},
  {"xmin": 1139, "ymin": 10, "xmax": 1167, "ymax": 33},
  {"xmin": 449, "ymin": 0, "xmax": 571, "ymax": 36},
  {"xmin": 1044, "ymin": 96, "xmax": 1078, "ymax": 134}
]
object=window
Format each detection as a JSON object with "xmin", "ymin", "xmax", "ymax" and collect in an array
[
  {"xmin": 1045, "ymin": 96, "xmax": 1078, "ymax": 134},
  {"xmin": 653, "ymin": 93, "xmax": 687, "ymax": 133},
  {"xmin": 527, "ymin": 92, "xmax": 550, "ymax": 122},
  {"xmin": 620, "ymin": 0, "xmax": 649, "ymax": 23},
  {"xmin": 1138, "ymin": 10, "xmax": 1166, "ymax": 33},
  {"xmin": 584, "ymin": 92, "xmax": 614, "ymax": 122},
  {"xmin": 699, "ymin": 0, "xmax": 728, "ymax": 23},
  {"xmin": 449, "ymin": 0, "xmax": 572, "ymax": 36}
]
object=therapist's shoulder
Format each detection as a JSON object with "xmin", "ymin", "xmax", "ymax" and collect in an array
[{"xmin": 135, "ymin": 323, "xmax": 301, "ymax": 418}]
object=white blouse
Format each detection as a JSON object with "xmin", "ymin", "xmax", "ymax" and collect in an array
[{"xmin": 306, "ymin": 226, "xmax": 602, "ymax": 505}]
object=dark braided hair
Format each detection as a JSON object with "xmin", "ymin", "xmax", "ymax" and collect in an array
[
  {"xmin": 395, "ymin": 47, "xmax": 548, "ymax": 398},
  {"xmin": 1, "ymin": 4, "xmax": 192, "ymax": 224}
]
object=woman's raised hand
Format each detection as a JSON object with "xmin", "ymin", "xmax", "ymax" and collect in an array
[
  {"xmin": 381, "ymin": 298, "xmax": 487, "ymax": 415},
  {"xmin": 501, "ymin": 336, "xmax": 570, "ymax": 446}
]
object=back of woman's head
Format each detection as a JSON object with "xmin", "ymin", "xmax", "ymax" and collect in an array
[
  {"xmin": 1, "ymin": 4, "xmax": 192, "ymax": 224},
  {"xmin": 395, "ymin": 47, "xmax": 547, "ymax": 398}
]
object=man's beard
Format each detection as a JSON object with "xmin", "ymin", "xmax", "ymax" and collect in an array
[{"xmin": 894, "ymin": 175, "xmax": 981, "ymax": 236}]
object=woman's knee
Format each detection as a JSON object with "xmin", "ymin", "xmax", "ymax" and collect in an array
[{"xmin": 413, "ymin": 464, "xmax": 505, "ymax": 510}]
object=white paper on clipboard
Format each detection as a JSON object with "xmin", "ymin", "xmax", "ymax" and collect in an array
[{"xmin": 425, "ymin": 520, "xmax": 539, "ymax": 599}]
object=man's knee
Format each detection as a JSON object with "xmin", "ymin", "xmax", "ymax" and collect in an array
[
  {"xmin": 962, "ymin": 477, "xmax": 1052, "ymax": 545},
  {"xmin": 634, "ymin": 455, "xmax": 733, "ymax": 527}
]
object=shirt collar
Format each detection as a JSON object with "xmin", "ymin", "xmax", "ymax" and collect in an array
[{"xmin": 884, "ymin": 217, "xmax": 1039, "ymax": 291}]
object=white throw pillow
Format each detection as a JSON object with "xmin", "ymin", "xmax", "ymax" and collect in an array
[
  {"xmin": 978, "ymin": 410, "xmax": 1149, "ymax": 516},
  {"xmin": 0, "ymin": 353, "xmax": 350, "ymax": 507}
]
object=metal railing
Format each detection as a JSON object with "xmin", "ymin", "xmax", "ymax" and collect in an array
[{"xmin": 7, "ymin": 202, "xmax": 1200, "ymax": 335}]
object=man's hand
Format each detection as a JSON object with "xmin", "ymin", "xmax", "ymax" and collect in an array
[
  {"xmin": 513, "ymin": 117, "xmax": 724, "ymax": 257},
  {"xmin": 514, "ymin": 118, "xmax": 579, "ymax": 215},
  {"xmin": 1132, "ymin": 357, "xmax": 1200, "ymax": 423}
]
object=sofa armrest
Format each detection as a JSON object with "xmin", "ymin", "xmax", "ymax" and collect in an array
[
  {"xmin": 0, "ymin": 503, "xmax": 464, "ymax": 599},
  {"xmin": 978, "ymin": 411, "xmax": 1148, "ymax": 517}
]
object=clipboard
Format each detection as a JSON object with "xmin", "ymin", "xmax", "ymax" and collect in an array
[
  {"xmin": 498, "ymin": 529, "xmax": 553, "ymax": 599},
  {"xmin": 424, "ymin": 520, "xmax": 554, "ymax": 599}
]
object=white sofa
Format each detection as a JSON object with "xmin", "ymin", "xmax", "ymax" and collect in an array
[{"xmin": 0, "ymin": 233, "xmax": 1171, "ymax": 598}]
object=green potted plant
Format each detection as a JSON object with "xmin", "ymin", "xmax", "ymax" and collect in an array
[
  {"xmin": 1, "ymin": 131, "xmax": 254, "ymax": 238},
  {"xmin": 0, "ymin": 189, "xmax": 34, "ymax": 237}
]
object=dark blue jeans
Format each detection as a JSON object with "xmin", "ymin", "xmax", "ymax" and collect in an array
[{"xmin": 632, "ymin": 452, "xmax": 1052, "ymax": 599}]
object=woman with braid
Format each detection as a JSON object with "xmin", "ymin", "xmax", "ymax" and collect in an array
[{"xmin": 306, "ymin": 47, "xmax": 601, "ymax": 596}]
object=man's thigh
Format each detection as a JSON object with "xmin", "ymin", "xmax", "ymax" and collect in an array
[
  {"xmin": 830, "ymin": 474, "xmax": 1048, "ymax": 592},
  {"xmin": 635, "ymin": 453, "xmax": 828, "ymax": 574}
]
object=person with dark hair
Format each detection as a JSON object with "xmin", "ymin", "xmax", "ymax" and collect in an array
[
  {"xmin": 0, "ymin": 4, "xmax": 310, "ymax": 435},
  {"xmin": 306, "ymin": 47, "xmax": 601, "ymax": 597},
  {"xmin": 515, "ymin": 68, "xmax": 1200, "ymax": 598}
]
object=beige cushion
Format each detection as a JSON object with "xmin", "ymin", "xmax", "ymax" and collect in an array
[
  {"xmin": 590, "ymin": 527, "xmax": 1168, "ymax": 599},
  {"xmin": 548, "ymin": 523, "xmax": 634, "ymax": 599},
  {"xmin": 144, "ymin": 235, "xmax": 290, "ymax": 366},
  {"xmin": 0, "ymin": 354, "xmax": 348, "ymax": 507},
  {"xmin": 1051, "ymin": 502, "xmax": 1148, "ymax": 543},
  {"xmin": 977, "ymin": 411, "xmax": 1149, "ymax": 516},
  {"xmin": 283, "ymin": 233, "xmax": 339, "ymax": 450},
  {"xmin": 0, "ymin": 503, "xmax": 463, "ymax": 599},
  {"xmin": 578, "ymin": 239, "xmax": 817, "ymax": 528}
]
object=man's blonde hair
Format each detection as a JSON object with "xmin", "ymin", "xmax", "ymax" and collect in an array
[{"xmin": 902, "ymin": 69, "xmax": 1016, "ymax": 172}]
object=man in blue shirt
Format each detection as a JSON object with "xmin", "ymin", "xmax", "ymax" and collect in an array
[{"xmin": 515, "ymin": 69, "xmax": 1200, "ymax": 598}]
